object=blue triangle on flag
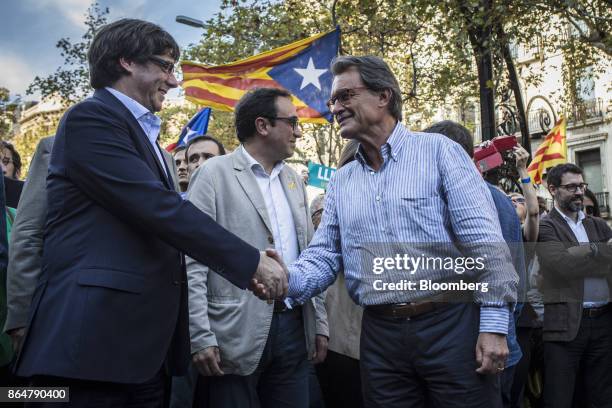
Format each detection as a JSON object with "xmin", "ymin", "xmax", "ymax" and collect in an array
[
  {"xmin": 177, "ymin": 107, "xmax": 212, "ymax": 148},
  {"xmin": 267, "ymin": 28, "xmax": 340, "ymax": 122}
]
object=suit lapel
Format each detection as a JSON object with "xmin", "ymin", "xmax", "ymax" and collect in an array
[
  {"xmin": 583, "ymin": 217, "xmax": 599, "ymax": 242},
  {"xmin": 95, "ymin": 89, "xmax": 173, "ymax": 190},
  {"xmin": 280, "ymin": 169, "xmax": 307, "ymax": 251},
  {"xmin": 550, "ymin": 208, "xmax": 580, "ymax": 243},
  {"xmin": 232, "ymin": 149, "xmax": 273, "ymax": 234}
]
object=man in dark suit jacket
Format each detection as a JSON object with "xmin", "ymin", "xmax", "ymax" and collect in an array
[
  {"xmin": 537, "ymin": 163, "xmax": 612, "ymax": 408},
  {"xmin": 15, "ymin": 19, "xmax": 286, "ymax": 407}
]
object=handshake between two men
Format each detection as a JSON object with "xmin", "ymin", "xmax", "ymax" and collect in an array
[{"xmin": 250, "ymin": 249, "xmax": 289, "ymax": 301}]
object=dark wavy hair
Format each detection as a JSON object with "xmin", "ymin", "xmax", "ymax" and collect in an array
[
  {"xmin": 546, "ymin": 163, "xmax": 583, "ymax": 187},
  {"xmin": 88, "ymin": 19, "xmax": 180, "ymax": 89},
  {"xmin": 1, "ymin": 141, "xmax": 22, "ymax": 178},
  {"xmin": 185, "ymin": 135, "xmax": 226, "ymax": 160},
  {"xmin": 234, "ymin": 88, "xmax": 292, "ymax": 143}
]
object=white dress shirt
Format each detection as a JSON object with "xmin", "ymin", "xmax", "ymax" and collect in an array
[
  {"xmin": 241, "ymin": 146, "xmax": 300, "ymax": 267},
  {"xmin": 105, "ymin": 87, "xmax": 167, "ymax": 177}
]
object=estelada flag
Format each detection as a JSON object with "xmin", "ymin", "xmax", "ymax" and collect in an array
[
  {"xmin": 527, "ymin": 117, "xmax": 567, "ymax": 184},
  {"xmin": 166, "ymin": 107, "xmax": 212, "ymax": 152},
  {"xmin": 181, "ymin": 28, "xmax": 340, "ymax": 124}
]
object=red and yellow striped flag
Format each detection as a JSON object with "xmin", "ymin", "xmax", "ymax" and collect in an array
[
  {"xmin": 181, "ymin": 28, "xmax": 340, "ymax": 124},
  {"xmin": 527, "ymin": 117, "xmax": 567, "ymax": 184}
]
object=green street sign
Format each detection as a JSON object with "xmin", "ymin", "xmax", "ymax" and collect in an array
[{"xmin": 307, "ymin": 161, "xmax": 337, "ymax": 190}]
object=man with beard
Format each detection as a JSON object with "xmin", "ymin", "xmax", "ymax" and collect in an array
[{"xmin": 537, "ymin": 163, "xmax": 612, "ymax": 408}]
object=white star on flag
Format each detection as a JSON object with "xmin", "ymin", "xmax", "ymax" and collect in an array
[{"xmin": 294, "ymin": 57, "xmax": 327, "ymax": 91}]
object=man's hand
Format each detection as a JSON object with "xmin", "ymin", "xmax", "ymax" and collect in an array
[
  {"xmin": 193, "ymin": 346, "xmax": 224, "ymax": 376},
  {"xmin": 475, "ymin": 332, "xmax": 508, "ymax": 375},
  {"xmin": 312, "ymin": 335, "xmax": 329, "ymax": 364},
  {"xmin": 249, "ymin": 249, "xmax": 288, "ymax": 301},
  {"xmin": 8, "ymin": 327, "xmax": 26, "ymax": 354}
]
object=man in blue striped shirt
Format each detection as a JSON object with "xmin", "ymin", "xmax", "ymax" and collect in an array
[{"xmin": 280, "ymin": 56, "xmax": 518, "ymax": 407}]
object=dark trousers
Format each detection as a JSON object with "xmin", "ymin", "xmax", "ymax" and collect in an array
[
  {"xmin": 360, "ymin": 302, "xmax": 501, "ymax": 408},
  {"xmin": 197, "ymin": 308, "xmax": 309, "ymax": 408},
  {"xmin": 315, "ymin": 350, "xmax": 362, "ymax": 408},
  {"xmin": 25, "ymin": 370, "xmax": 165, "ymax": 408},
  {"xmin": 308, "ymin": 362, "xmax": 325, "ymax": 408},
  {"xmin": 543, "ymin": 307, "xmax": 612, "ymax": 408},
  {"xmin": 500, "ymin": 365, "xmax": 517, "ymax": 408},
  {"xmin": 511, "ymin": 327, "xmax": 544, "ymax": 408},
  {"xmin": 169, "ymin": 362, "xmax": 199, "ymax": 408},
  {"xmin": 1, "ymin": 359, "xmax": 26, "ymax": 408}
]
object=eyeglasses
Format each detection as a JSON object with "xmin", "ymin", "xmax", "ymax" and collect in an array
[
  {"xmin": 585, "ymin": 205, "xmax": 595, "ymax": 216},
  {"xmin": 326, "ymin": 87, "xmax": 370, "ymax": 110},
  {"xmin": 148, "ymin": 56, "xmax": 175, "ymax": 75},
  {"xmin": 510, "ymin": 196, "xmax": 526, "ymax": 204},
  {"xmin": 558, "ymin": 183, "xmax": 588, "ymax": 193},
  {"xmin": 263, "ymin": 116, "xmax": 300, "ymax": 132}
]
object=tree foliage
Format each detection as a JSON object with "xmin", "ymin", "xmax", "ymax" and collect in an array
[
  {"xmin": 0, "ymin": 87, "xmax": 14, "ymax": 138},
  {"xmin": 183, "ymin": 0, "xmax": 610, "ymax": 155},
  {"xmin": 26, "ymin": 2, "xmax": 109, "ymax": 107}
]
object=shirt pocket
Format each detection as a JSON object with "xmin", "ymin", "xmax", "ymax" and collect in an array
[
  {"xmin": 397, "ymin": 194, "xmax": 446, "ymax": 236},
  {"xmin": 206, "ymin": 271, "xmax": 242, "ymax": 302}
]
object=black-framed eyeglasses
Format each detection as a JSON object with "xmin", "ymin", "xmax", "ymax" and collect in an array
[
  {"xmin": 263, "ymin": 116, "xmax": 300, "ymax": 132},
  {"xmin": 558, "ymin": 183, "xmax": 588, "ymax": 193},
  {"xmin": 311, "ymin": 208, "xmax": 324, "ymax": 219},
  {"xmin": 585, "ymin": 205, "xmax": 595, "ymax": 216},
  {"xmin": 326, "ymin": 86, "xmax": 370, "ymax": 110},
  {"xmin": 148, "ymin": 55, "xmax": 175, "ymax": 75}
]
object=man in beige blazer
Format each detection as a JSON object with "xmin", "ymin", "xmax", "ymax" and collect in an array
[{"xmin": 186, "ymin": 88, "xmax": 328, "ymax": 408}]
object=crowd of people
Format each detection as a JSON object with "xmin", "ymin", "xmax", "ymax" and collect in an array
[{"xmin": 0, "ymin": 17, "xmax": 611, "ymax": 408}]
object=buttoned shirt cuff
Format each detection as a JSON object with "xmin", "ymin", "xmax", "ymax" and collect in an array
[
  {"xmin": 479, "ymin": 306, "xmax": 510, "ymax": 334},
  {"xmin": 287, "ymin": 266, "xmax": 304, "ymax": 304},
  {"xmin": 191, "ymin": 335, "xmax": 219, "ymax": 355}
]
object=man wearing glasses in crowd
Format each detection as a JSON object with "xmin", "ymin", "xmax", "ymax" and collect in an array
[
  {"xmin": 186, "ymin": 88, "xmax": 328, "ymax": 408},
  {"xmin": 537, "ymin": 163, "xmax": 612, "ymax": 408},
  {"xmin": 13, "ymin": 19, "xmax": 286, "ymax": 406},
  {"xmin": 264, "ymin": 55, "xmax": 518, "ymax": 408}
]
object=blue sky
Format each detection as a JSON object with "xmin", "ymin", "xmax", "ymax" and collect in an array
[{"xmin": 0, "ymin": 0, "xmax": 222, "ymax": 101}]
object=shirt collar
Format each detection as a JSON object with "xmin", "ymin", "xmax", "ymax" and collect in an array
[
  {"xmin": 555, "ymin": 204, "xmax": 586, "ymax": 225},
  {"xmin": 355, "ymin": 121, "xmax": 406, "ymax": 166},
  {"xmin": 241, "ymin": 145, "xmax": 284, "ymax": 178},
  {"xmin": 106, "ymin": 87, "xmax": 151, "ymax": 120},
  {"xmin": 106, "ymin": 87, "xmax": 161, "ymax": 144}
]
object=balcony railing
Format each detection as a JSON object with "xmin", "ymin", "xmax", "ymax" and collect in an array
[
  {"xmin": 569, "ymin": 98, "xmax": 604, "ymax": 123},
  {"xmin": 595, "ymin": 192, "xmax": 610, "ymax": 218},
  {"xmin": 527, "ymin": 108, "xmax": 553, "ymax": 136}
]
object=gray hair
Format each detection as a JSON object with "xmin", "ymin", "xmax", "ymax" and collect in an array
[
  {"xmin": 331, "ymin": 55, "xmax": 403, "ymax": 121},
  {"xmin": 310, "ymin": 194, "xmax": 325, "ymax": 217}
]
